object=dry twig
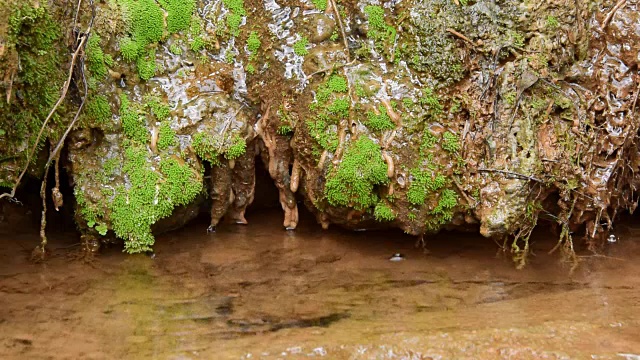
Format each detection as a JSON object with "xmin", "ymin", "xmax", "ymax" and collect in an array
[{"xmin": 602, "ymin": 0, "xmax": 627, "ymax": 30}]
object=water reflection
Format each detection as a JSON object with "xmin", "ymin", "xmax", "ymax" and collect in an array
[{"xmin": 0, "ymin": 212, "xmax": 639, "ymax": 359}]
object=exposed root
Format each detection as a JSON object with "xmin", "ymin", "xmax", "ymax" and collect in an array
[
  {"xmin": 290, "ymin": 159, "xmax": 301, "ymax": 193},
  {"xmin": 477, "ymin": 168, "xmax": 542, "ymax": 182},
  {"xmin": 446, "ymin": 28, "xmax": 477, "ymax": 47},
  {"xmin": 379, "ymin": 96, "xmax": 401, "ymax": 126},
  {"xmin": 317, "ymin": 150, "xmax": 328, "ymax": 170},
  {"xmin": 328, "ymin": 0, "xmax": 350, "ymax": 62},
  {"xmin": 382, "ymin": 151, "xmax": 395, "ymax": 178}
]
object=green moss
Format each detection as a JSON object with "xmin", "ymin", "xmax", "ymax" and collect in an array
[
  {"xmin": 329, "ymin": 31, "xmax": 339, "ymax": 41},
  {"xmin": 120, "ymin": 0, "xmax": 164, "ymax": 47},
  {"xmin": 407, "ymin": 170, "xmax": 446, "ymax": 205},
  {"xmin": 119, "ymin": 37, "xmax": 140, "ymax": 62},
  {"xmin": 294, "ymin": 36, "xmax": 309, "ymax": 56},
  {"xmin": 86, "ymin": 34, "xmax": 108, "ymax": 78},
  {"xmin": 277, "ymin": 125, "xmax": 293, "ymax": 135},
  {"xmin": 1, "ymin": 2, "xmax": 64, "ymax": 184},
  {"xmin": 431, "ymin": 189, "xmax": 458, "ymax": 222},
  {"xmin": 442, "ymin": 131, "xmax": 460, "ymax": 153},
  {"xmin": 145, "ymin": 96, "xmax": 170, "ymax": 120},
  {"xmin": 374, "ymin": 202, "xmax": 396, "ymax": 222},
  {"xmin": 120, "ymin": 94, "xmax": 148, "ymax": 143},
  {"xmin": 190, "ymin": 37, "xmax": 206, "ymax": 51},
  {"xmin": 169, "ymin": 43, "xmax": 183, "ymax": 55},
  {"xmin": 324, "ymin": 137, "xmax": 388, "ymax": 210},
  {"xmin": 157, "ymin": 122, "xmax": 177, "ymax": 150},
  {"xmin": 419, "ymin": 88, "xmax": 443, "ymax": 115},
  {"xmin": 158, "ymin": 0, "xmax": 196, "ymax": 33},
  {"xmin": 546, "ymin": 16, "xmax": 559, "ymax": 29},
  {"xmin": 246, "ymin": 64, "xmax": 256, "ymax": 74},
  {"xmin": 222, "ymin": 0, "xmax": 246, "ymax": 36},
  {"xmin": 366, "ymin": 106, "xmax": 395, "ymax": 132},
  {"xmin": 192, "ymin": 132, "xmax": 220, "ymax": 164},
  {"xmin": 503, "ymin": 91, "xmax": 517, "ymax": 105},
  {"xmin": 364, "ymin": 5, "xmax": 397, "ymax": 58},
  {"xmin": 136, "ymin": 51, "xmax": 157, "ymax": 80},
  {"xmin": 307, "ymin": 119, "xmax": 338, "ymax": 152},
  {"xmin": 312, "ymin": 0, "xmax": 327, "ymax": 11},
  {"xmin": 103, "ymin": 157, "xmax": 120, "ymax": 176},
  {"xmin": 85, "ymin": 95, "xmax": 112, "ymax": 128},
  {"xmin": 224, "ymin": 136, "xmax": 246, "ymax": 160},
  {"xmin": 327, "ymin": 98, "xmax": 350, "ymax": 118},
  {"xmin": 247, "ymin": 31, "xmax": 261, "ymax": 59},
  {"xmin": 110, "ymin": 145, "xmax": 203, "ymax": 253}
]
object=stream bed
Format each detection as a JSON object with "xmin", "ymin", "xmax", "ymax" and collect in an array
[{"xmin": 1, "ymin": 210, "xmax": 639, "ymax": 359}]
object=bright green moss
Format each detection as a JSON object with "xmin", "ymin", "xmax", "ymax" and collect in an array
[
  {"xmin": 85, "ymin": 95, "xmax": 112, "ymax": 128},
  {"xmin": 312, "ymin": 0, "xmax": 327, "ymax": 11},
  {"xmin": 366, "ymin": 106, "xmax": 395, "ymax": 132},
  {"xmin": 120, "ymin": 0, "xmax": 164, "ymax": 46},
  {"xmin": 120, "ymin": 94, "xmax": 148, "ymax": 143},
  {"xmin": 293, "ymin": 37, "xmax": 309, "ymax": 56},
  {"xmin": 192, "ymin": 132, "xmax": 220, "ymax": 164},
  {"xmin": 441, "ymin": 131, "xmax": 461, "ymax": 153},
  {"xmin": 103, "ymin": 157, "xmax": 120, "ymax": 176},
  {"xmin": 374, "ymin": 202, "xmax": 396, "ymax": 222},
  {"xmin": 110, "ymin": 145, "xmax": 203, "ymax": 253},
  {"xmin": 169, "ymin": 43, "xmax": 183, "ymax": 55},
  {"xmin": 363, "ymin": 5, "xmax": 397, "ymax": 55},
  {"xmin": 119, "ymin": 37, "xmax": 140, "ymax": 61},
  {"xmin": 222, "ymin": 0, "xmax": 246, "ymax": 36},
  {"xmin": 86, "ymin": 34, "xmax": 108, "ymax": 78},
  {"xmin": 190, "ymin": 37, "xmax": 206, "ymax": 51},
  {"xmin": 431, "ymin": 189, "xmax": 458, "ymax": 223},
  {"xmin": 246, "ymin": 64, "xmax": 256, "ymax": 74},
  {"xmin": 407, "ymin": 170, "xmax": 446, "ymax": 205},
  {"xmin": 327, "ymin": 98, "xmax": 350, "ymax": 118},
  {"xmin": 307, "ymin": 120, "xmax": 338, "ymax": 152},
  {"xmin": 158, "ymin": 0, "xmax": 196, "ymax": 33},
  {"xmin": 145, "ymin": 96, "xmax": 170, "ymax": 120},
  {"xmin": 225, "ymin": 136, "xmax": 246, "ymax": 160},
  {"xmin": 247, "ymin": 31, "xmax": 261, "ymax": 57},
  {"xmin": 136, "ymin": 51, "xmax": 157, "ymax": 80},
  {"xmin": 157, "ymin": 122, "xmax": 177, "ymax": 150},
  {"xmin": 324, "ymin": 137, "xmax": 388, "ymax": 210},
  {"xmin": 277, "ymin": 125, "xmax": 293, "ymax": 135}
]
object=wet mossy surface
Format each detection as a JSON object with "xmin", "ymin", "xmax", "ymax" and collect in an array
[{"xmin": 3, "ymin": 0, "xmax": 640, "ymax": 262}]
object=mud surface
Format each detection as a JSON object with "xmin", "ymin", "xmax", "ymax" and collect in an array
[{"xmin": 1, "ymin": 209, "xmax": 640, "ymax": 359}]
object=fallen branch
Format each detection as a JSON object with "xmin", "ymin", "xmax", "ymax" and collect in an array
[
  {"xmin": 446, "ymin": 28, "xmax": 476, "ymax": 47},
  {"xmin": 305, "ymin": 59, "xmax": 355, "ymax": 80},
  {"xmin": 328, "ymin": 0, "xmax": 350, "ymax": 62},
  {"xmin": 602, "ymin": 0, "xmax": 627, "ymax": 31},
  {"xmin": 477, "ymin": 168, "xmax": 542, "ymax": 182}
]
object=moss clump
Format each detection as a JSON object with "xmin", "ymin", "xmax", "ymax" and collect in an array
[
  {"xmin": 192, "ymin": 132, "xmax": 220, "ymax": 164},
  {"xmin": 85, "ymin": 95, "xmax": 112, "ymax": 128},
  {"xmin": 277, "ymin": 125, "xmax": 293, "ymax": 135},
  {"xmin": 120, "ymin": 94, "xmax": 148, "ymax": 144},
  {"xmin": 407, "ymin": 171, "xmax": 446, "ymax": 206},
  {"xmin": 118, "ymin": 0, "xmax": 164, "ymax": 79},
  {"xmin": 86, "ymin": 34, "xmax": 108, "ymax": 78},
  {"xmin": 222, "ymin": 0, "xmax": 246, "ymax": 36},
  {"xmin": 145, "ymin": 96, "xmax": 170, "ymax": 120},
  {"xmin": 136, "ymin": 51, "xmax": 157, "ymax": 80},
  {"xmin": 308, "ymin": 75, "xmax": 350, "ymax": 153},
  {"xmin": 374, "ymin": 202, "xmax": 396, "ymax": 222},
  {"xmin": 293, "ymin": 37, "xmax": 309, "ymax": 56},
  {"xmin": 419, "ymin": 88, "xmax": 443, "ymax": 115},
  {"xmin": 327, "ymin": 98, "xmax": 350, "ymax": 118},
  {"xmin": 307, "ymin": 119, "xmax": 338, "ymax": 152},
  {"xmin": 546, "ymin": 16, "xmax": 559, "ymax": 29},
  {"xmin": 441, "ymin": 131, "xmax": 460, "ymax": 153},
  {"xmin": 312, "ymin": 0, "xmax": 327, "ymax": 11},
  {"xmin": 224, "ymin": 136, "xmax": 246, "ymax": 160},
  {"xmin": 431, "ymin": 189, "xmax": 458, "ymax": 223},
  {"xmin": 157, "ymin": 122, "xmax": 177, "ymax": 150},
  {"xmin": 1, "ymin": 3, "xmax": 64, "ymax": 184},
  {"xmin": 247, "ymin": 31, "xmax": 261, "ymax": 59},
  {"xmin": 158, "ymin": 0, "xmax": 196, "ymax": 33},
  {"xmin": 169, "ymin": 43, "xmax": 183, "ymax": 55},
  {"xmin": 110, "ymin": 146, "xmax": 203, "ymax": 253},
  {"xmin": 366, "ymin": 106, "xmax": 395, "ymax": 132},
  {"xmin": 246, "ymin": 64, "xmax": 256, "ymax": 74},
  {"xmin": 325, "ymin": 137, "xmax": 388, "ymax": 210},
  {"xmin": 364, "ymin": 5, "xmax": 397, "ymax": 59}
]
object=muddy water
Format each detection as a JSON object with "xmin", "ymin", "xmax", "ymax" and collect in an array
[{"xmin": 1, "ymin": 210, "xmax": 639, "ymax": 359}]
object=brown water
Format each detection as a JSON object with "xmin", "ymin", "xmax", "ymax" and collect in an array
[{"xmin": 1, "ymin": 209, "xmax": 640, "ymax": 360}]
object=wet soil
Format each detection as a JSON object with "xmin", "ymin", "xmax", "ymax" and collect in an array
[{"xmin": 1, "ymin": 207, "xmax": 639, "ymax": 359}]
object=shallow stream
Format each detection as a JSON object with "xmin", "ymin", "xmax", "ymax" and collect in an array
[{"xmin": 1, "ymin": 210, "xmax": 639, "ymax": 359}]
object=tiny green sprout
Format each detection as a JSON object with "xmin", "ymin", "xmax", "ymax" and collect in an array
[
  {"xmin": 312, "ymin": 0, "xmax": 327, "ymax": 11},
  {"xmin": 247, "ymin": 31, "xmax": 261, "ymax": 57},
  {"xmin": 546, "ymin": 16, "xmax": 559, "ymax": 29},
  {"xmin": 170, "ymin": 43, "xmax": 183, "ymax": 55},
  {"xmin": 293, "ymin": 36, "xmax": 309, "ymax": 56},
  {"xmin": 246, "ymin": 64, "xmax": 256, "ymax": 74}
]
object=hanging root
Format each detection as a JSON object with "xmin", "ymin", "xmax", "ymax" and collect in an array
[
  {"xmin": 382, "ymin": 151, "xmax": 395, "ymax": 178},
  {"xmin": 290, "ymin": 159, "xmax": 301, "ymax": 193}
]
